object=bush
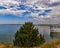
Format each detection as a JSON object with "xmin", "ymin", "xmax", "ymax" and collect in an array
[{"xmin": 13, "ymin": 22, "xmax": 45, "ymax": 47}]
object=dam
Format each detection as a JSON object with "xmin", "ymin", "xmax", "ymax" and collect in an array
[{"xmin": 35, "ymin": 23, "xmax": 60, "ymax": 41}]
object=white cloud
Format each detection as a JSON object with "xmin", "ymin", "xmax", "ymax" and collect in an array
[
  {"xmin": 0, "ymin": 0, "xmax": 60, "ymax": 24},
  {"xmin": 0, "ymin": 9, "xmax": 27, "ymax": 16},
  {"xmin": 50, "ymin": 0, "xmax": 60, "ymax": 3},
  {"xmin": 0, "ymin": 0, "xmax": 20, "ymax": 6}
]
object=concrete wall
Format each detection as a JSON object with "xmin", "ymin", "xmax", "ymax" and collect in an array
[{"xmin": 35, "ymin": 25, "xmax": 51, "ymax": 41}]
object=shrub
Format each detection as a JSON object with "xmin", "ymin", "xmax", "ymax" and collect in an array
[{"xmin": 13, "ymin": 22, "xmax": 45, "ymax": 47}]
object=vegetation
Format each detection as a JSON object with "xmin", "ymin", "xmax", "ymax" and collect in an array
[
  {"xmin": 41, "ymin": 39, "xmax": 60, "ymax": 48},
  {"xmin": 1, "ymin": 22, "xmax": 60, "ymax": 48},
  {"xmin": 0, "ymin": 43, "xmax": 14, "ymax": 48},
  {"xmin": 1, "ymin": 39, "xmax": 60, "ymax": 48},
  {"xmin": 13, "ymin": 22, "xmax": 45, "ymax": 47}
]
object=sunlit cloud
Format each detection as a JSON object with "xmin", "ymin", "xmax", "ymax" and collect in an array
[{"xmin": 0, "ymin": 0, "xmax": 60, "ymax": 24}]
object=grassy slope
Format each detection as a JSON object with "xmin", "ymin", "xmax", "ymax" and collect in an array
[
  {"xmin": 0, "ymin": 39, "xmax": 60, "ymax": 48},
  {"xmin": 41, "ymin": 39, "xmax": 60, "ymax": 48}
]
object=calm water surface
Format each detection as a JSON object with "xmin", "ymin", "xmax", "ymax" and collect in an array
[
  {"xmin": 0, "ymin": 24, "xmax": 21, "ymax": 42},
  {"xmin": 0, "ymin": 24, "xmax": 59, "ymax": 42}
]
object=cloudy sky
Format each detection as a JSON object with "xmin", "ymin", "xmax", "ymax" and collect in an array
[{"xmin": 0, "ymin": 0, "xmax": 60, "ymax": 24}]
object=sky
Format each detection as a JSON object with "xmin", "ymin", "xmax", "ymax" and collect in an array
[{"xmin": 0, "ymin": 0, "xmax": 60, "ymax": 24}]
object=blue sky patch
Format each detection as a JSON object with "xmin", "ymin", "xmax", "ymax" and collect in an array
[
  {"xmin": 39, "ymin": 12, "xmax": 46, "ymax": 16},
  {"xmin": 20, "ymin": 0, "xmax": 27, "ymax": 2},
  {"xmin": 22, "ymin": 11, "xmax": 31, "ymax": 16},
  {"xmin": 28, "ymin": 8, "xmax": 40, "ymax": 13},
  {"xmin": 17, "ymin": 4, "xmax": 28, "ymax": 10},
  {"xmin": 0, "ymin": 6, "xmax": 7, "ymax": 9},
  {"xmin": 44, "ymin": 9, "xmax": 52, "ymax": 13}
]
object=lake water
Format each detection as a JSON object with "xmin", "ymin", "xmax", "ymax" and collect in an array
[
  {"xmin": 0, "ymin": 24, "xmax": 59, "ymax": 43},
  {"xmin": 0, "ymin": 24, "xmax": 21, "ymax": 43}
]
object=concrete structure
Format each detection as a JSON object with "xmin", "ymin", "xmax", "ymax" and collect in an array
[{"xmin": 35, "ymin": 23, "xmax": 60, "ymax": 41}]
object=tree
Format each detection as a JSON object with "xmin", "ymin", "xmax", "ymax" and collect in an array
[{"xmin": 13, "ymin": 22, "xmax": 45, "ymax": 47}]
